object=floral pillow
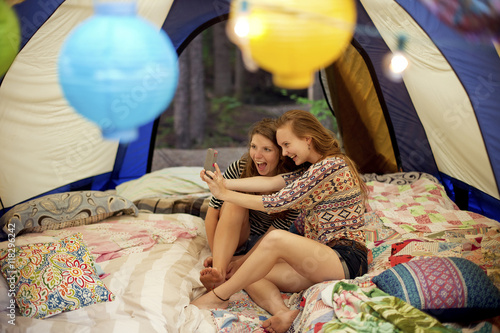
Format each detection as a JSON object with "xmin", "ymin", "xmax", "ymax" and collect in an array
[
  {"xmin": 0, "ymin": 191, "xmax": 138, "ymax": 236},
  {"xmin": 372, "ymin": 256, "xmax": 500, "ymax": 322},
  {"xmin": 0, "ymin": 233, "xmax": 115, "ymax": 319}
]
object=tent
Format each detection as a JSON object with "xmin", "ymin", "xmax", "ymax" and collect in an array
[{"xmin": 1, "ymin": 0, "xmax": 499, "ymax": 222}]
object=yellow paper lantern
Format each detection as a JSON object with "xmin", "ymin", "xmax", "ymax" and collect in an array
[{"xmin": 227, "ymin": 0, "xmax": 357, "ymax": 89}]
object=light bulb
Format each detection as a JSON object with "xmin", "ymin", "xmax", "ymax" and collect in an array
[
  {"xmin": 233, "ymin": 0, "xmax": 250, "ymax": 38},
  {"xmin": 390, "ymin": 51, "xmax": 408, "ymax": 74},
  {"xmin": 226, "ymin": 0, "xmax": 258, "ymax": 72},
  {"xmin": 234, "ymin": 16, "xmax": 250, "ymax": 37},
  {"xmin": 383, "ymin": 33, "xmax": 409, "ymax": 82}
]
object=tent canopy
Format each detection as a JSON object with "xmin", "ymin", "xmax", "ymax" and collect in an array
[{"xmin": 1, "ymin": 0, "xmax": 499, "ymax": 221}]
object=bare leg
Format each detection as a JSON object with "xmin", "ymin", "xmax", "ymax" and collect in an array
[
  {"xmin": 200, "ymin": 202, "xmax": 250, "ymax": 290},
  {"xmin": 246, "ymin": 279, "xmax": 300, "ymax": 333},
  {"xmin": 204, "ymin": 254, "xmax": 243, "ymax": 269},
  {"xmin": 261, "ymin": 310, "xmax": 300, "ymax": 333},
  {"xmin": 192, "ymin": 230, "xmax": 345, "ymax": 309}
]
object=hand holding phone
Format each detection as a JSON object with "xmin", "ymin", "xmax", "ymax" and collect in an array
[{"xmin": 203, "ymin": 148, "xmax": 218, "ymax": 179}]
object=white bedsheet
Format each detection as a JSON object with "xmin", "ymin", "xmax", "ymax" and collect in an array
[{"xmin": 0, "ymin": 213, "xmax": 215, "ymax": 333}]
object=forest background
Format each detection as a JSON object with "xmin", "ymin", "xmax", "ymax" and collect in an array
[{"xmin": 152, "ymin": 21, "xmax": 338, "ymax": 169}]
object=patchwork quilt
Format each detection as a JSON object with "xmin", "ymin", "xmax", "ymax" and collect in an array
[{"xmin": 209, "ymin": 178, "xmax": 500, "ymax": 332}]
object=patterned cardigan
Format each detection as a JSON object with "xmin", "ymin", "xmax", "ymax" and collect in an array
[{"xmin": 262, "ymin": 157, "xmax": 366, "ymax": 246}]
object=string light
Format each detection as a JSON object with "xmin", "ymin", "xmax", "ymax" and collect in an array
[
  {"xmin": 384, "ymin": 34, "xmax": 409, "ymax": 82},
  {"xmin": 226, "ymin": 0, "xmax": 259, "ymax": 72},
  {"xmin": 390, "ymin": 51, "xmax": 409, "ymax": 74},
  {"xmin": 233, "ymin": 0, "xmax": 250, "ymax": 38}
]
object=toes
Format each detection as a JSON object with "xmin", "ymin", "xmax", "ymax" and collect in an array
[
  {"xmin": 203, "ymin": 256, "xmax": 213, "ymax": 267},
  {"xmin": 200, "ymin": 267, "xmax": 226, "ymax": 291},
  {"xmin": 262, "ymin": 318, "xmax": 273, "ymax": 330}
]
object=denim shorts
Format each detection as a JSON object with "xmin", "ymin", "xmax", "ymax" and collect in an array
[
  {"xmin": 233, "ymin": 233, "xmax": 262, "ymax": 256},
  {"xmin": 331, "ymin": 242, "xmax": 368, "ymax": 279}
]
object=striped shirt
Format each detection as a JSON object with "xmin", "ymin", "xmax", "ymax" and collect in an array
[
  {"xmin": 262, "ymin": 157, "xmax": 366, "ymax": 245},
  {"xmin": 209, "ymin": 159, "xmax": 299, "ymax": 235}
]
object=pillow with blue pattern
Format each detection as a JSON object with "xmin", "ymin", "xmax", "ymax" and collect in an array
[
  {"xmin": 372, "ymin": 256, "xmax": 500, "ymax": 322},
  {"xmin": 0, "ymin": 191, "xmax": 138, "ymax": 236}
]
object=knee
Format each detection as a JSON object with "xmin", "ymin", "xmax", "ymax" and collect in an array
[
  {"xmin": 221, "ymin": 202, "xmax": 248, "ymax": 214},
  {"xmin": 260, "ymin": 230, "xmax": 289, "ymax": 250},
  {"xmin": 220, "ymin": 202, "xmax": 249, "ymax": 223}
]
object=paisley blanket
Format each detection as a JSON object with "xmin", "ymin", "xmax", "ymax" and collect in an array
[{"xmin": 210, "ymin": 178, "xmax": 500, "ymax": 332}]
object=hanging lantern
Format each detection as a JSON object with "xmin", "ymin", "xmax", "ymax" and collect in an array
[
  {"xmin": 227, "ymin": 0, "xmax": 357, "ymax": 89},
  {"xmin": 58, "ymin": 1, "xmax": 179, "ymax": 142},
  {"xmin": 0, "ymin": 0, "xmax": 21, "ymax": 77}
]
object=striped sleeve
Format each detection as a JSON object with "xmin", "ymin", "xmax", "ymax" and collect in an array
[
  {"xmin": 248, "ymin": 209, "xmax": 300, "ymax": 235},
  {"xmin": 271, "ymin": 209, "xmax": 300, "ymax": 230}
]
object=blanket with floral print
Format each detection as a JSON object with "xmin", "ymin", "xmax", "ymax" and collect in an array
[
  {"xmin": 26, "ymin": 213, "xmax": 198, "ymax": 262},
  {"xmin": 364, "ymin": 179, "xmax": 500, "ymax": 288},
  {"xmin": 210, "ymin": 179, "xmax": 500, "ymax": 332}
]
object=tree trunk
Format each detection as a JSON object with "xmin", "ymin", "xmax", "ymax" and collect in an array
[
  {"xmin": 309, "ymin": 70, "xmax": 331, "ymax": 129},
  {"xmin": 234, "ymin": 49, "xmax": 244, "ymax": 100},
  {"xmin": 213, "ymin": 22, "xmax": 232, "ymax": 97},
  {"xmin": 189, "ymin": 34, "xmax": 206, "ymax": 147},
  {"xmin": 174, "ymin": 51, "xmax": 190, "ymax": 148},
  {"xmin": 308, "ymin": 71, "xmax": 323, "ymax": 101}
]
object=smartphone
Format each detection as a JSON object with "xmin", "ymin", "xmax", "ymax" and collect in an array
[{"xmin": 203, "ymin": 148, "xmax": 218, "ymax": 177}]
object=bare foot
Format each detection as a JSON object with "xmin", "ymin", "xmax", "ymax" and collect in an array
[
  {"xmin": 191, "ymin": 289, "xmax": 230, "ymax": 309},
  {"xmin": 262, "ymin": 309, "xmax": 299, "ymax": 333},
  {"xmin": 203, "ymin": 256, "xmax": 213, "ymax": 268},
  {"xmin": 200, "ymin": 267, "xmax": 225, "ymax": 290}
]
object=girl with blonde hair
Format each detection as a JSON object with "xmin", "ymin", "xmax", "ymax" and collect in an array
[{"xmin": 193, "ymin": 110, "xmax": 367, "ymax": 333}]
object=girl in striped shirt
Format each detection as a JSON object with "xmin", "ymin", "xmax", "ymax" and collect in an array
[{"xmin": 201, "ymin": 118, "xmax": 300, "ymax": 291}]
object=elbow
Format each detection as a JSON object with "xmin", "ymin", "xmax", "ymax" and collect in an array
[{"xmin": 272, "ymin": 177, "xmax": 285, "ymax": 192}]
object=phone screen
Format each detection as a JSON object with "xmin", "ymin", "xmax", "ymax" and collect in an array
[{"xmin": 204, "ymin": 148, "xmax": 217, "ymax": 173}]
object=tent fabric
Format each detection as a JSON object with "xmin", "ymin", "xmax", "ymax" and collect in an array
[
  {"xmin": 0, "ymin": 0, "xmax": 499, "ymax": 222},
  {"xmin": 0, "ymin": 2, "xmax": 119, "ymax": 208},
  {"xmin": 354, "ymin": 1, "xmax": 441, "ymax": 179},
  {"xmin": 0, "ymin": 0, "xmax": 173, "ymax": 210},
  {"xmin": 397, "ymin": 0, "xmax": 500, "ymax": 209},
  {"xmin": 325, "ymin": 44, "xmax": 400, "ymax": 175},
  {"xmin": 387, "ymin": 0, "xmax": 497, "ymax": 199},
  {"xmin": 162, "ymin": 0, "xmax": 230, "ymax": 52}
]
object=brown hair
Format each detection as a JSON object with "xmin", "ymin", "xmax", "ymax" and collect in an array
[
  {"xmin": 239, "ymin": 118, "xmax": 299, "ymax": 220},
  {"xmin": 240, "ymin": 118, "xmax": 297, "ymax": 179},
  {"xmin": 276, "ymin": 110, "xmax": 367, "ymax": 200}
]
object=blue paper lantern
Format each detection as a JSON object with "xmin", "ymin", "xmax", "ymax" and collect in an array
[{"xmin": 58, "ymin": 1, "xmax": 179, "ymax": 142}]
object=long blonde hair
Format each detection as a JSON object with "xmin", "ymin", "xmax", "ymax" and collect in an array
[{"xmin": 276, "ymin": 110, "xmax": 367, "ymax": 199}]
